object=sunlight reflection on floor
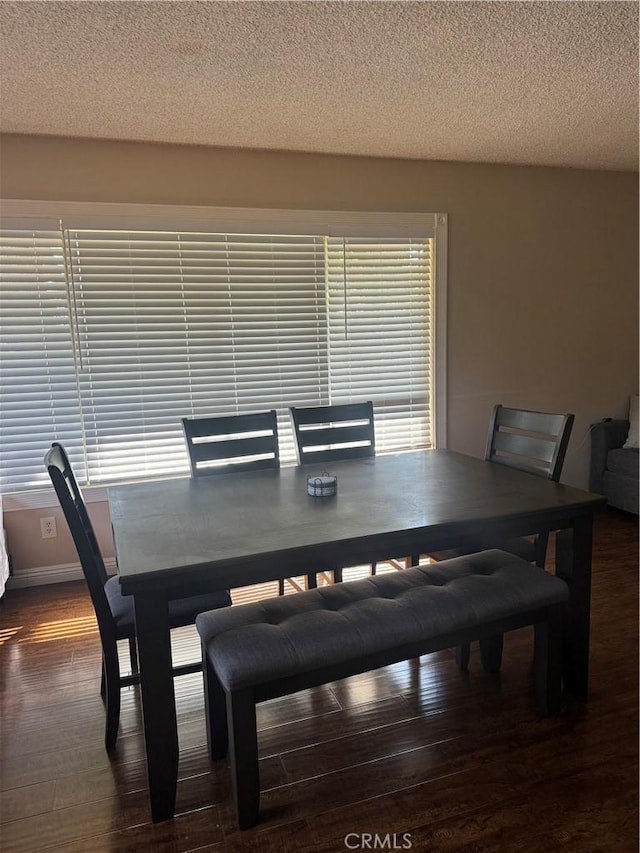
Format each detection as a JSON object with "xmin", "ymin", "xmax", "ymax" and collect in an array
[
  {"xmin": 0, "ymin": 625, "xmax": 23, "ymax": 646},
  {"xmin": 17, "ymin": 615, "xmax": 98, "ymax": 644}
]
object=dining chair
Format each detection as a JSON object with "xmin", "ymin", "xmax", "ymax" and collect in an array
[
  {"xmin": 45, "ymin": 442, "xmax": 232, "ymax": 750},
  {"xmin": 429, "ymin": 404, "xmax": 574, "ymax": 670},
  {"xmin": 289, "ymin": 402, "xmax": 381, "ymax": 588},
  {"xmin": 181, "ymin": 410, "xmax": 309, "ymax": 593},
  {"xmin": 290, "ymin": 401, "xmax": 376, "ymax": 466},
  {"xmin": 430, "ymin": 405, "xmax": 574, "ymax": 566},
  {"xmin": 181, "ymin": 410, "xmax": 280, "ymax": 477}
]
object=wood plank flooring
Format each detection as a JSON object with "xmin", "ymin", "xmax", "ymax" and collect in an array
[{"xmin": 1, "ymin": 509, "xmax": 637, "ymax": 852}]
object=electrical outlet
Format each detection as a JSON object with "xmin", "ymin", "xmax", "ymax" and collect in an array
[{"xmin": 40, "ymin": 516, "xmax": 57, "ymax": 539}]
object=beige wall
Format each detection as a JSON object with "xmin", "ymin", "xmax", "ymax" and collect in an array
[{"xmin": 1, "ymin": 134, "xmax": 638, "ymax": 578}]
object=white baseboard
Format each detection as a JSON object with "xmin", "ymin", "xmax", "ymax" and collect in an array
[{"xmin": 6, "ymin": 557, "xmax": 117, "ymax": 589}]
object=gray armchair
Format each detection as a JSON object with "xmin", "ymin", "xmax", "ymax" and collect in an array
[{"xmin": 589, "ymin": 419, "xmax": 638, "ymax": 515}]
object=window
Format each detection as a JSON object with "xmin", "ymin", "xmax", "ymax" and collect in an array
[{"xmin": 0, "ymin": 203, "xmax": 447, "ymax": 493}]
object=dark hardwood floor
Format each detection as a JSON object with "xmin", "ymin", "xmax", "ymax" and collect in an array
[{"xmin": 1, "ymin": 509, "xmax": 638, "ymax": 852}]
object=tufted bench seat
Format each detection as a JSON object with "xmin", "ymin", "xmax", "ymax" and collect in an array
[{"xmin": 196, "ymin": 549, "xmax": 568, "ymax": 829}]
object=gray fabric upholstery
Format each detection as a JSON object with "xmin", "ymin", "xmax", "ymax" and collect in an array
[
  {"xmin": 105, "ymin": 576, "xmax": 231, "ymax": 632},
  {"xmin": 606, "ymin": 447, "xmax": 639, "ymax": 478},
  {"xmin": 430, "ymin": 536, "xmax": 536, "ymax": 564},
  {"xmin": 602, "ymin": 470, "xmax": 639, "ymax": 516},
  {"xmin": 197, "ymin": 550, "xmax": 568, "ymax": 691},
  {"xmin": 590, "ymin": 419, "xmax": 638, "ymax": 515}
]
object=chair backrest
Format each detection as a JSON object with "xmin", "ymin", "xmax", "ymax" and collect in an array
[
  {"xmin": 290, "ymin": 402, "xmax": 375, "ymax": 466},
  {"xmin": 182, "ymin": 411, "xmax": 280, "ymax": 477},
  {"xmin": 485, "ymin": 405, "xmax": 574, "ymax": 481},
  {"xmin": 44, "ymin": 442, "xmax": 114, "ymax": 630}
]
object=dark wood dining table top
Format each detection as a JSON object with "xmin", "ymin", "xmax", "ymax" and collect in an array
[{"xmin": 109, "ymin": 449, "xmax": 604, "ymax": 595}]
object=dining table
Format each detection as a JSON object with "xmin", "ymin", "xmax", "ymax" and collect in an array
[{"xmin": 108, "ymin": 448, "xmax": 605, "ymax": 822}]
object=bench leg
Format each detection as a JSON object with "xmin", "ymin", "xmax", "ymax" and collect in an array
[
  {"xmin": 227, "ymin": 688, "xmax": 260, "ymax": 830},
  {"xmin": 534, "ymin": 604, "xmax": 563, "ymax": 716},
  {"xmin": 202, "ymin": 647, "xmax": 228, "ymax": 760},
  {"xmin": 479, "ymin": 634, "xmax": 504, "ymax": 673}
]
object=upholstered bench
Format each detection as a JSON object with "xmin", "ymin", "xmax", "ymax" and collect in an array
[{"xmin": 196, "ymin": 549, "xmax": 568, "ymax": 829}]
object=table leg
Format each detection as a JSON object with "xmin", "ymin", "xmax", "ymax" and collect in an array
[
  {"xmin": 555, "ymin": 515, "xmax": 593, "ymax": 700},
  {"xmin": 133, "ymin": 591, "xmax": 178, "ymax": 822}
]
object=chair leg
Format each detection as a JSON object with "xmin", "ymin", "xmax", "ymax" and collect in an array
[
  {"xmin": 202, "ymin": 648, "xmax": 228, "ymax": 760},
  {"xmin": 533, "ymin": 532, "xmax": 550, "ymax": 569},
  {"xmin": 534, "ymin": 604, "xmax": 563, "ymax": 715},
  {"xmin": 227, "ymin": 688, "xmax": 260, "ymax": 830},
  {"xmin": 102, "ymin": 645, "xmax": 121, "ymax": 751},
  {"xmin": 278, "ymin": 578, "xmax": 285, "ymax": 596},
  {"xmin": 128, "ymin": 636, "xmax": 139, "ymax": 675},
  {"xmin": 455, "ymin": 643, "xmax": 470, "ymax": 670},
  {"xmin": 100, "ymin": 667, "xmax": 106, "ymax": 701},
  {"xmin": 479, "ymin": 634, "xmax": 504, "ymax": 673}
]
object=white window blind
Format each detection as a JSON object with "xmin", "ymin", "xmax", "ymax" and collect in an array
[
  {"xmin": 326, "ymin": 237, "xmax": 433, "ymax": 452},
  {"xmin": 0, "ymin": 229, "xmax": 84, "ymax": 491},
  {"xmin": 66, "ymin": 230, "xmax": 328, "ymax": 481},
  {"xmin": 0, "ymin": 209, "xmax": 443, "ymax": 493}
]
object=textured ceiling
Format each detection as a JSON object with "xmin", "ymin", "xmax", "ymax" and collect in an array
[{"xmin": 0, "ymin": 1, "xmax": 637, "ymax": 170}]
